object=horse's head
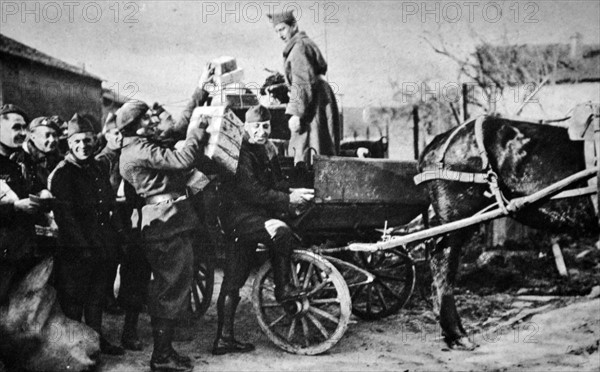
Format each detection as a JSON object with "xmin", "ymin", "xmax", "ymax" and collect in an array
[{"xmin": 260, "ymin": 71, "xmax": 289, "ymax": 104}]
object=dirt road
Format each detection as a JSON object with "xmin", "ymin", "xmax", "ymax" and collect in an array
[{"xmin": 100, "ymin": 268, "xmax": 600, "ymax": 372}]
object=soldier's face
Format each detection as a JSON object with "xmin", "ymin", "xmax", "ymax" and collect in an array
[
  {"xmin": 275, "ymin": 22, "xmax": 296, "ymax": 42},
  {"xmin": 245, "ymin": 121, "xmax": 271, "ymax": 145},
  {"xmin": 105, "ymin": 128, "xmax": 123, "ymax": 149},
  {"xmin": 0, "ymin": 113, "xmax": 27, "ymax": 149},
  {"xmin": 30, "ymin": 126, "xmax": 58, "ymax": 154},
  {"xmin": 68, "ymin": 132, "xmax": 95, "ymax": 161}
]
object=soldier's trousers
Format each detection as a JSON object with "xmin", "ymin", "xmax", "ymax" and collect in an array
[
  {"xmin": 145, "ymin": 230, "xmax": 194, "ymax": 319},
  {"xmin": 221, "ymin": 219, "xmax": 297, "ymax": 295}
]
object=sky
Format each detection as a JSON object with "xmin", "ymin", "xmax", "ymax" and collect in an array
[{"xmin": 1, "ymin": 0, "xmax": 599, "ymax": 115}]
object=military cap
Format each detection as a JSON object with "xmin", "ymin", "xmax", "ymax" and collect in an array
[
  {"xmin": 116, "ymin": 100, "xmax": 149, "ymax": 131},
  {"xmin": 0, "ymin": 103, "xmax": 29, "ymax": 123},
  {"xmin": 245, "ymin": 105, "xmax": 271, "ymax": 123},
  {"xmin": 29, "ymin": 116, "xmax": 61, "ymax": 132},
  {"xmin": 68, "ymin": 113, "xmax": 94, "ymax": 137},
  {"xmin": 267, "ymin": 10, "xmax": 296, "ymax": 26}
]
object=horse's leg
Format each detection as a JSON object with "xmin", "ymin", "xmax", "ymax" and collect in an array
[{"xmin": 429, "ymin": 230, "xmax": 477, "ymax": 350}]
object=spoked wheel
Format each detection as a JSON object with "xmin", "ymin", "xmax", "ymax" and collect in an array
[
  {"xmin": 350, "ymin": 247, "xmax": 416, "ymax": 320},
  {"xmin": 252, "ymin": 251, "xmax": 351, "ymax": 355},
  {"xmin": 189, "ymin": 258, "xmax": 215, "ymax": 318}
]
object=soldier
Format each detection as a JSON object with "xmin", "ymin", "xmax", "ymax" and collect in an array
[
  {"xmin": 117, "ymin": 99, "xmax": 210, "ymax": 372},
  {"xmin": 49, "ymin": 114, "xmax": 125, "ymax": 356},
  {"xmin": 97, "ymin": 112, "xmax": 151, "ymax": 351},
  {"xmin": 97, "ymin": 113, "xmax": 126, "ymax": 316},
  {"xmin": 267, "ymin": 10, "xmax": 341, "ymax": 164},
  {"xmin": 14, "ymin": 116, "xmax": 62, "ymax": 195},
  {"xmin": 213, "ymin": 105, "xmax": 313, "ymax": 355},
  {"xmin": 0, "ymin": 104, "xmax": 40, "ymax": 304}
]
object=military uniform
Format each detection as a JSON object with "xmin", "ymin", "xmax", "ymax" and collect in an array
[
  {"xmin": 49, "ymin": 150, "xmax": 119, "ymax": 309},
  {"xmin": 119, "ymin": 132, "xmax": 205, "ymax": 320},
  {"xmin": 212, "ymin": 105, "xmax": 305, "ymax": 356},
  {"xmin": 0, "ymin": 150, "xmax": 37, "ymax": 304},
  {"xmin": 13, "ymin": 140, "xmax": 61, "ymax": 196},
  {"xmin": 282, "ymin": 31, "xmax": 341, "ymax": 163},
  {"xmin": 220, "ymin": 138, "xmax": 296, "ymax": 294}
]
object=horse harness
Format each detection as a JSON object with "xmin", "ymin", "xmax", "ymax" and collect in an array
[{"xmin": 413, "ymin": 116, "xmax": 511, "ymax": 214}]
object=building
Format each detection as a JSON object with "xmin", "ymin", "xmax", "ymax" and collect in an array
[{"xmin": 0, "ymin": 33, "xmax": 103, "ymax": 131}]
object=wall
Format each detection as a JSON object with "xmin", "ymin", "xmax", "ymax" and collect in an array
[{"xmin": 1, "ymin": 55, "xmax": 102, "ymax": 131}]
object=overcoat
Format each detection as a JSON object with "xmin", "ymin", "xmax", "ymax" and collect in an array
[{"xmin": 283, "ymin": 31, "xmax": 341, "ymax": 163}]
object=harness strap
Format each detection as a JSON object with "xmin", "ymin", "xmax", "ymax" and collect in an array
[
  {"xmin": 415, "ymin": 115, "xmax": 510, "ymax": 215},
  {"xmin": 414, "ymin": 167, "xmax": 488, "ymax": 185}
]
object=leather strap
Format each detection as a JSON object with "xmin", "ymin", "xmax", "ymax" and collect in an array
[{"xmin": 414, "ymin": 167, "xmax": 488, "ymax": 185}]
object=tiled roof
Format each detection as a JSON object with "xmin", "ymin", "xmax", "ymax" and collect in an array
[{"xmin": 0, "ymin": 33, "xmax": 101, "ymax": 81}]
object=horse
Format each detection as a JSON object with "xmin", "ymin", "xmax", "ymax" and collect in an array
[{"xmin": 417, "ymin": 114, "xmax": 598, "ymax": 350}]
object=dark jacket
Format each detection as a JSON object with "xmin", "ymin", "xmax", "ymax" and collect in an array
[
  {"xmin": 283, "ymin": 31, "xmax": 341, "ymax": 163},
  {"xmin": 12, "ymin": 141, "xmax": 62, "ymax": 195},
  {"xmin": 0, "ymin": 151, "xmax": 36, "ymax": 262},
  {"xmin": 49, "ymin": 151, "xmax": 119, "ymax": 261},
  {"xmin": 222, "ymin": 139, "xmax": 290, "ymax": 236}
]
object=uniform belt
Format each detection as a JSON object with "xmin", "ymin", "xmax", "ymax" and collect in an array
[{"xmin": 145, "ymin": 192, "xmax": 185, "ymax": 205}]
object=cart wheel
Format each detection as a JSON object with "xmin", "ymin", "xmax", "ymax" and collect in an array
[
  {"xmin": 252, "ymin": 251, "xmax": 351, "ymax": 355},
  {"xmin": 350, "ymin": 247, "xmax": 415, "ymax": 320},
  {"xmin": 189, "ymin": 258, "xmax": 215, "ymax": 318}
]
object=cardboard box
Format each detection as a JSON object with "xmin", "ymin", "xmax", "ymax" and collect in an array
[
  {"xmin": 211, "ymin": 56, "xmax": 245, "ymax": 86},
  {"xmin": 190, "ymin": 106, "xmax": 245, "ymax": 174}
]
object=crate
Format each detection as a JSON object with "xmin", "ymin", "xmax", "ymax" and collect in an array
[{"xmin": 189, "ymin": 106, "xmax": 244, "ymax": 174}]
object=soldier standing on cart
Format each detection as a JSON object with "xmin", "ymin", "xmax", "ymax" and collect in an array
[
  {"xmin": 212, "ymin": 105, "xmax": 314, "ymax": 355},
  {"xmin": 117, "ymin": 92, "xmax": 211, "ymax": 371},
  {"xmin": 267, "ymin": 10, "xmax": 341, "ymax": 164}
]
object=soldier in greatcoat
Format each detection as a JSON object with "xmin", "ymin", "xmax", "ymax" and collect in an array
[{"xmin": 267, "ymin": 10, "xmax": 341, "ymax": 164}]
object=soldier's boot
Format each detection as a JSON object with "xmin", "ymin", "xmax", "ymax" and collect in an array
[
  {"xmin": 121, "ymin": 311, "xmax": 143, "ymax": 351},
  {"xmin": 85, "ymin": 305, "xmax": 125, "ymax": 356},
  {"xmin": 212, "ymin": 293, "xmax": 255, "ymax": 355},
  {"xmin": 272, "ymin": 254, "xmax": 305, "ymax": 303},
  {"xmin": 150, "ymin": 317, "xmax": 192, "ymax": 372}
]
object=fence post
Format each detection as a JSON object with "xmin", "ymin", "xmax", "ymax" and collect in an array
[
  {"xmin": 412, "ymin": 105, "xmax": 420, "ymax": 160},
  {"xmin": 462, "ymin": 83, "xmax": 469, "ymax": 121}
]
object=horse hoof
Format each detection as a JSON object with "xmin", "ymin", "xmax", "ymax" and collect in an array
[{"xmin": 447, "ymin": 336, "xmax": 478, "ymax": 351}]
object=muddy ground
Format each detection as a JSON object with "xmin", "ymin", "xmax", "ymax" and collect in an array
[{"xmin": 99, "ymin": 233, "xmax": 600, "ymax": 372}]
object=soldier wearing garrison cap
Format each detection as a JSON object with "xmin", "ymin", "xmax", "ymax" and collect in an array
[
  {"xmin": 117, "ymin": 89, "xmax": 213, "ymax": 371},
  {"xmin": 49, "ymin": 113, "xmax": 125, "ymax": 357},
  {"xmin": 213, "ymin": 104, "xmax": 314, "ymax": 356},
  {"xmin": 267, "ymin": 9, "xmax": 341, "ymax": 164}
]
